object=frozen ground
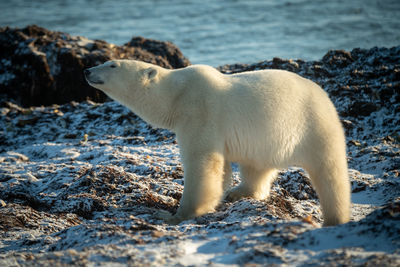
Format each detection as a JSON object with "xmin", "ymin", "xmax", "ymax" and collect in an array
[
  {"xmin": 0, "ymin": 96, "xmax": 399, "ymax": 266},
  {"xmin": 1, "ymin": 45, "xmax": 400, "ymax": 266}
]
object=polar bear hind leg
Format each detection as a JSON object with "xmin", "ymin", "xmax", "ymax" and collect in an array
[
  {"xmin": 222, "ymin": 161, "xmax": 233, "ymax": 192},
  {"xmin": 303, "ymin": 157, "xmax": 350, "ymax": 226},
  {"xmin": 225, "ymin": 167, "xmax": 278, "ymax": 201},
  {"xmin": 295, "ymin": 120, "xmax": 350, "ymax": 226}
]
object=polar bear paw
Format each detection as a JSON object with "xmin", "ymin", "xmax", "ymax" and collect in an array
[
  {"xmin": 156, "ymin": 210, "xmax": 185, "ymax": 225},
  {"xmin": 225, "ymin": 186, "xmax": 250, "ymax": 202}
]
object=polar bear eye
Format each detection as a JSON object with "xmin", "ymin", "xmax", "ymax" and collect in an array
[{"xmin": 110, "ymin": 64, "xmax": 117, "ymax": 68}]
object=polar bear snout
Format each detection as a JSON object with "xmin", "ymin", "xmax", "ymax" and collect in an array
[{"xmin": 84, "ymin": 68, "xmax": 104, "ymax": 85}]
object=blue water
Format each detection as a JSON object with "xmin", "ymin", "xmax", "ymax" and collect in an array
[{"xmin": 1, "ymin": 0, "xmax": 399, "ymax": 66}]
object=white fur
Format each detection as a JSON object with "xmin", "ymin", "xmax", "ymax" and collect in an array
[{"xmin": 85, "ymin": 59, "xmax": 351, "ymax": 226}]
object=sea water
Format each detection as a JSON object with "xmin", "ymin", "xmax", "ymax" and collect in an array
[{"xmin": 1, "ymin": 0, "xmax": 399, "ymax": 66}]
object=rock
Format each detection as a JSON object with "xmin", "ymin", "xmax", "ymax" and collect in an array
[
  {"xmin": 341, "ymin": 119, "xmax": 353, "ymax": 130},
  {"xmin": 125, "ymin": 37, "xmax": 190, "ymax": 70},
  {"xmin": 321, "ymin": 49, "xmax": 354, "ymax": 67},
  {"xmin": 346, "ymin": 101, "xmax": 379, "ymax": 117},
  {"xmin": 0, "ymin": 25, "xmax": 190, "ymax": 107}
]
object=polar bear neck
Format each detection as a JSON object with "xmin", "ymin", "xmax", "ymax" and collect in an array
[
  {"xmin": 111, "ymin": 64, "xmax": 225, "ymax": 131},
  {"xmin": 121, "ymin": 68, "xmax": 183, "ymax": 130}
]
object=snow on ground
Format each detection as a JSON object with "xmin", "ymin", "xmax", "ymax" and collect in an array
[{"xmin": 0, "ymin": 93, "xmax": 399, "ymax": 266}]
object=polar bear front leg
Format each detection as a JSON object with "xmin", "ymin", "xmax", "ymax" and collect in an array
[
  {"xmin": 159, "ymin": 148, "xmax": 225, "ymax": 224},
  {"xmin": 225, "ymin": 165, "xmax": 277, "ymax": 201}
]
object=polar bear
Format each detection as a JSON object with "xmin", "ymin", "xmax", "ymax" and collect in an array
[{"xmin": 84, "ymin": 59, "xmax": 351, "ymax": 226}]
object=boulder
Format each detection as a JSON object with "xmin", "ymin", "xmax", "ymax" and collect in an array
[{"xmin": 0, "ymin": 25, "xmax": 190, "ymax": 107}]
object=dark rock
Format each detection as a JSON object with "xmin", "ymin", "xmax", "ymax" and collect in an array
[
  {"xmin": 322, "ymin": 49, "xmax": 354, "ymax": 67},
  {"xmin": 341, "ymin": 119, "xmax": 354, "ymax": 136},
  {"xmin": 126, "ymin": 37, "xmax": 190, "ymax": 71},
  {"xmin": 352, "ymin": 183, "xmax": 367, "ymax": 193},
  {"xmin": 16, "ymin": 116, "xmax": 39, "ymax": 127},
  {"xmin": 311, "ymin": 64, "xmax": 331, "ymax": 78},
  {"xmin": 0, "ymin": 25, "xmax": 190, "ymax": 107},
  {"xmin": 271, "ymin": 57, "xmax": 286, "ymax": 66},
  {"xmin": 346, "ymin": 101, "xmax": 379, "ymax": 117}
]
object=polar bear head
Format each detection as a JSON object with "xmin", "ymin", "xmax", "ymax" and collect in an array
[
  {"xmin": 84, "ymin": 59, "xmax": 177, "ymax": 128},
  {"xmin": 84, "ymin": 60, "xmax": 159, "ymax": 96}
]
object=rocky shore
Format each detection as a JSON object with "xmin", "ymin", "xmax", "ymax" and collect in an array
[{"xmin": 0, "ymin": 26, "xmax": 399, "ymax": 266}]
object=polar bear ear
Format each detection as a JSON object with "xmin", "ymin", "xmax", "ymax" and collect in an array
[{"xmin": 143, "ymin": 67, "xmax": 158, "ymax": 82}]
